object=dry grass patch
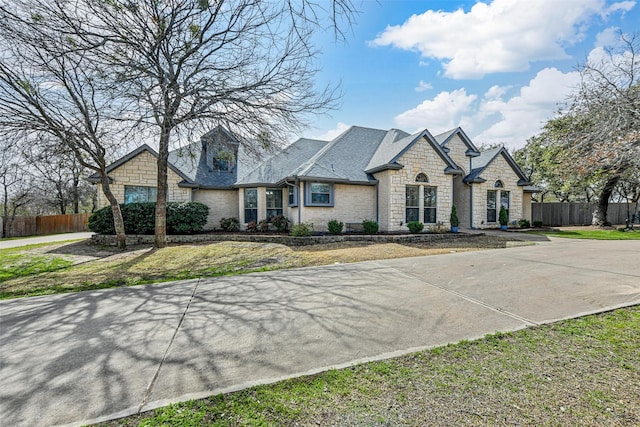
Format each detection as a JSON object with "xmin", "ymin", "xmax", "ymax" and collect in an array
[{"xmin": 1, "ymin": 235, "xmax": 517, "ymax": 299}]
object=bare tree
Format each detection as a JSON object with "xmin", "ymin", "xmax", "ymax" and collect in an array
[
  {"xmin": 0, "ymin": 7, "xmax": 134, "ymax": 249},
  {"xmin": 0, "ymin": 144, "xmax": 33, "ymax": 238},
  {"xmin": 61, "ymin": 0, "xmax": 353, "ymax": 248},
  {"xmin": 1, "ymin": 0, "xmax": 355, "ymax": 247}
]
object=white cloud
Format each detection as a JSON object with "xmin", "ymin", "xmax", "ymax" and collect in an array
[
  {"xmin": 313, "ymin": 122, "xmax": 351, "ymax": 141},
  {"xmin": 371, "ymin": 0, "xmax": 627, "ymax": 79},
  {"xmin": 393, "ymin": 67, "xmax": 581, "ymax": 149},
  {"xmin": 394, "ymin": 89, "xmax": 477, "ymax": 134},
  {"xmin": 415, "ymin": 80, "xmax": 432, "ymax": 92},
  {"xmin": 474, "ymin": 67, "xmax": 581, "ymax": 148},
  {"xmin": 605, "ymin": 1, "xmax": 636, "ymax": 13}
]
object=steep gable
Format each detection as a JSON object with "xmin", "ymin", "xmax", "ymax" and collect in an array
[
  {"xmin": 465, "ymin": 147, "xmax": 530, "ymax": 185},
  {"xmin": 366, "ymin": 129, "xmax": 462, "ymax": 175}
]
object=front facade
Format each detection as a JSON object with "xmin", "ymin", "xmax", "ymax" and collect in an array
[{"xmin": 89, "ymin": 125, "xmax": 534, "ymax": 232}]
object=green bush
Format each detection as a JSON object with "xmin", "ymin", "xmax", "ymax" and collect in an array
[
  {"xmin": 88, "ymin": 202, "xmax": 209, "ymax": 235},
  {"xmin": 499, "ymin": 206, "xmax": 509, "ymax": 226},
  {"xmin": 362, "ymin": 219, "xmax": 379, "ymax": 234},
  {"xmin": 290, "ymin": 222, "xmax": 312, "ymax": 237},
  {"xmin": 327, "ymin": 219, "xmax": 344, "ymax": 235},
  {"xmin": 533, "ymin": 220, "xmax": 543, "ymax": 228},
  {"xmin": 406, "ymin": 221, "xmax": 424, "ymax": 233},
  {"xmin": 518, "ymin": 219, "xmax": 531, "ymax": 228},
  {"xmin": 220, "ymin": 217, "xmax": 240, "ymax": 232},
  {"xmin": 271, "ymin": 214, "xmax": 291, "ymax": 232},
  {"xmin": 450, "ymin": 205, "xmax": 460, "ymax": 227}
]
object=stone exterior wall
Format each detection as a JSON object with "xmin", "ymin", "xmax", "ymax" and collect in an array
[
  {"xmin": 96, "ymin": 150, "xmax": 191, "ymax": 207},
  {"xmin": 522, "ymin": 192, "xmax": 533, "ymax": 221},
  {"xmin": 379, "ymin": 137, "xmax": 453, "ymax": 232},
  {"xmin": 192, "ymin": 189, "xmax": 239, "ymax": 230},
  {"xmin": 375, "ymin": 171, "xmax": 392, "ymax": 232},
  {"xmin": 298, "ymin": 182, "xmax": 376, "ymax": 232},
  {"xmin": 471, "ymin": 153, "xmax": 524, "ymax": 229}
]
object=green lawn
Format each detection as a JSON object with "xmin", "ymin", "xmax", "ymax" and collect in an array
[
  {"xmin": 96, "ymin": 306, "xmax": 640, "ymax": 426},
  {"xmin": 0, "ymin": 245, "xmax": 74, "ymax": 282},
  {"xmin": 528, "ymin": 228, "xmax": 640, "ymax": 240}
]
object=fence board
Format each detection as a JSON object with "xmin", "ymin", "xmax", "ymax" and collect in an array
[
  {"xmin": 1, "ymin": 213, "xmax": 90, "ymax": 238},
  {"xmin": 532, "ymin": 202, "xmax": 638, "ymax": 226}
]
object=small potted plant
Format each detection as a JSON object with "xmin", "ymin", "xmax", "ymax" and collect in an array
[
  {"xmin": 499, "ymin": 206, "xmax": 509, "ymax": 230},
  {"xmin": 450, "ymin": 205, "xmax": 460, "ymax": 233}
]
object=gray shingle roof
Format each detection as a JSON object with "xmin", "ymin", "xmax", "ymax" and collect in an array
[
  {"xmin": 235, "ymin": 138, "xmax": 328, "ymax": 186},
  {"xmin": 93, "ymin": 125, "xmax": 530, "ymax": 190}
]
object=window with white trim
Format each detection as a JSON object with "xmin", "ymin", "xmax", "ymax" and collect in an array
[
  {"xmin": 288, "ymin": 186, "xmax": 298, "ymax": 207},
  {"xmin": 406, "ymin": 185, "xmax": 419, "ymax": 223},
  {"xmin": 487, "ymin": 190, "xmax": 497, "ymax": 222},
  {"xmin": 423, "ymin": 186, "xmax": 437, "ymax": 223},
  {"xmin": 500, "ymin": 191, "xmax": 510, "ymax": 219}
]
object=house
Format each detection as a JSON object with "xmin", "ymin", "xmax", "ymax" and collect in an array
[{"xmin": 88, "ymin": 125, "xmax": 535, "ymax": 231}]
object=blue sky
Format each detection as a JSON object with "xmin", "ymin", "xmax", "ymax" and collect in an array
[{"xmin": 306, "ymin": 0, "xmax": 639, "ymax": 149}]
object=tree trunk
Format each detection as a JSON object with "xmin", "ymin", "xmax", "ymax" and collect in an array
[
  {"xmin": 154, "ymin": 127, "xmax": 170, "ymax": 249},
  {"xmin": 72, "ymin": 175, "xmax": 80, "ymax": 214},
  {"xmin": 592, "ymin": 175, "xmax": 620, "ymax": 226},
  {"xmin": 100, "ymin": 174, "xmax": 127, "ymax": 250}
]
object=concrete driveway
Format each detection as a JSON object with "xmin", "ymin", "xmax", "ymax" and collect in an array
[
  {"xmin": 1, "ymin": 237, "xmax": 639, "ymax": 427},
  {"xmin": 0, "ymin": 232, "xmax": 94, "ymax": 249}
]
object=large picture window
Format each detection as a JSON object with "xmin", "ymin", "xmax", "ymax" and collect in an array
[
  {"xmin": 305, "ymin": 182, "xmax": 334, "ymax": 206},
  {"xmin": 406, "ymin": 185, "xmax": 419, "ymax": 223},
  {"xmin": 244, "ymin": 188, "xmax": 258, "ymax": 223},
  {"xmin": 266, "ymin": 188, "xmax": 283, "ymax": 219},
  {"xmin": 124, "ymin": 186, "xmax": 157, "ymax": 204},
  {"xmin": 487, "ymin": 190, "xmax": 497, "ymax": 222},
  {"xmin": 423, "ymin": 186, "xmax": 437, "ymax": 224}
]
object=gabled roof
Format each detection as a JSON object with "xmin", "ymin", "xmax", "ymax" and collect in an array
[
  {"xmin": 435, "ymin": 127, "xmax": 481, "ymax": 157},
  {"xmin": 365, "ymin": 128, "xmax": 462, "ymax": 175},
  {"xmin": 464, "ymin": 147, "xmax": 531, "ymax": 186},
  {"xmin": 87, "ymin": 144, "xmax": 193, "ymax": 184}
]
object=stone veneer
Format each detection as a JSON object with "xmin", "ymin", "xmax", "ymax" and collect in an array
[
  {"xmin": 376, "ymin": 136, "xmax": 453, "ymax": 232},
  {"xmin": 472, "ymin": 152, "xmax": 524, "ymax": 229},
  {"xmin": 96, "ymin": 150, "xmax": 191, "ymax": 207}
]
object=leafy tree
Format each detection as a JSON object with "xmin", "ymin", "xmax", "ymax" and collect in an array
[{"xmin": 528, "ymin": 32, "xmax": 640, "ymax": 225}]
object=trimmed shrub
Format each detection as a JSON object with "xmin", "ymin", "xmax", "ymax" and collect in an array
[
  {"xmin": 246, "ymin": 220, "xmax": 257, "ymax": 232},
  {"xmin": 407, "ymin": 221, "xmax": 424, "ymax": 233},
  {"xmin": 362, "ymin": 219, "xmax": 379, "ymax": 234},
  {"xmin": 533, "ymin": 220, "xmax": 543, "ymax": 228},
  {"xmin": 220, "ymin": 217, "xmax": 240, "ymax": 232},
  {"xmin": 271, "ymin": 214, "xmax": 291, "ymax": 232},
  {"xmin": 166, "ymin": 202, "xmax": 209, "ymax": 234},
  {"xmin": 290, "ymin": 222, "xmax": 312, "ymax": 237},
  {"xmin": 499, "ymin": 206, "xmax": 509, "ymax": 226},
  {"xmin": 88, "ymin": 202, "xmax": 209, "ymax": 235},
  {"xmin": 450, "ymin": 205, "xmax": 460, "ymax": 227},
  {"xmin": 518, "ymin": 219, "xmax": 531, "ymax": 228},
  {"xmin": 327, "ymin": 219, "xmax": 344, "ymax": 235}
]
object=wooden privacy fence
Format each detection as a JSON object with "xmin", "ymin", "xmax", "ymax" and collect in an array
[
  {"xmin": 532, "ymin": 202, "xmax": 637, "ymax": 226},
  {"xmin": 1, "ymin": 213, "xmax": 90, "ymax": 238}
]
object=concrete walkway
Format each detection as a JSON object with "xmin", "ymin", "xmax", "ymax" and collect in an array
[
  {"xmin": 0, "ymin": 232, "xmax": 94, "ymax": 249},
  {"xmin": 1, "ymin": 237, "xmax": 639, "ymax": 427}
]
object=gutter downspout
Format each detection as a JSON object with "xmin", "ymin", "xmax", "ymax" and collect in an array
[
  {"xmin": 469, "ymin": 156, "xmax": 474, "ymax": 229},
  {"xmin": 295, "ymin": 177, "xmax": 301, "ymax": 225},
  {"xmin": 376, "ymin": 182, "xmax": 379, "ymax": 225}
]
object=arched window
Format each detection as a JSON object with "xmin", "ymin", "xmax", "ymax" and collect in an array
[
  {"xmin": 415, "ymin": 173, "xmax": 429, "ymax": 183},
  {"xmin": 494, "ymin": 180, "xmax": 504, "ymax": 188}
]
